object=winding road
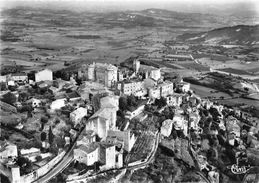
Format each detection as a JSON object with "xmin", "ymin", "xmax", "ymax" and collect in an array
[{"xmin": 32, "ymin": 127, "xmax": 85, "ymax": 183}]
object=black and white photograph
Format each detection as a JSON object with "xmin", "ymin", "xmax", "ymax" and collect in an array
[{"xmin": 0, "ymin": 0, "xmax": 259, "ymax": 182}]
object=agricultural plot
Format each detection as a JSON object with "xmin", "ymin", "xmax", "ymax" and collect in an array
[{"xmin": 126, "ymin": 131, "xmax": 155, "ymax": 164}]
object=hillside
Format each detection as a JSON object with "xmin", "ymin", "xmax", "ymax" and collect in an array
[
  {"xmin": 95, "ymin": 8, "xmax": 251, "ymax": 28},
  {"xmin": 176, "ymin": 25, "xmax": 259, "ymax": 45},
  {"xmin": 1, "ymin": 7, "xmax": 255, "ymax": 29}
]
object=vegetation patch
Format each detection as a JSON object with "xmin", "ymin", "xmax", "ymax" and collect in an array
[{"xmin": 66, "ymin": 35, "xmax": 101, "ymax": 39}]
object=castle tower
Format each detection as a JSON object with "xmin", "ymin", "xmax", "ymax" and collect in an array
[
  {"xmin": 118, "ymin": 71, "xmax": 124, "ymax": 81},
  {"xmin": 150, "ymin": 69, "xmax": 161, "ymax": 81},
  {"xmin": 87, "ymin": 63, "xmax": 95, "ymax": 81},
  {"xmin": 133, "ymin": 59, "xmax": 140, "ymax": 73},
  {"xmin": 11, "ymin": 166, "xmax": 20, "ymax": 183},
  {"xmin": 105, "ymin": 67, "xmax": 114, "ymax": 88}
]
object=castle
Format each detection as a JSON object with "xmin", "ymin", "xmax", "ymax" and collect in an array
[{"xmin": 78, "ymin": 62, "xmax": 118, "ymax": 88}]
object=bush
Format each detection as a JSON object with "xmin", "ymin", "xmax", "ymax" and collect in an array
[
  {"xmin": 1, "ymin": 92, "xmax": 17, "ymax": 105},
  {"xmin": 54, "ymin": 118, "xmax": 60, "ymax": 125},
  {"xmin": 19, "ymin": 105, "xmax": 33, "ymax": 113},
  {"xmin": 35, "ymin": 155, "xmax": 42, "ymax": 162},
  {"xmin": 0, "ymin": 82, "xmax": 7, "ymax": 91},
  {"xmin": 18, "ymin": 92, "xmax": 29, "ymax": 102},
  {"xmin": 41, "ymin": 116, "xmax": 48, "ymax": 124}
]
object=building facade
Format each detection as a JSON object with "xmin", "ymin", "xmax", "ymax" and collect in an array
[
  {"xmin": 78, "ymin": 62, "xmax": 118, "ymax": 88},
  {"xmin": 35, "ymin": 69, "xmax": 53, "ymax": 82},
  {"xmin": 74, "ymin": 143, "xmax": 99, "ymax": 166},
  {"xmin": 107, "ymin": 130, "xmax": 136, "ymax": 152},
  {"xmin": 117, "ymin": 80, "xmax": 145, "ymax": 96},
  {"xmin": 70, "ymin": 107, "xmax": 88, "ymax": 126}
]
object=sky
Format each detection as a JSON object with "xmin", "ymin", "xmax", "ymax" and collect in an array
[{"xmin": 0, "ymin": 0, "xmax": 258, "ymax": 15}]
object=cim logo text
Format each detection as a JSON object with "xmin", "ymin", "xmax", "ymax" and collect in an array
[{"xmin": 231, "ymin": 164, "xmax": 250, "ymax": 174}]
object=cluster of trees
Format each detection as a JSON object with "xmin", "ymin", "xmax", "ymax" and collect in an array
[
  {"xmin": 0, "ymin": 82, "xmax": 7, "ymax": 91},
  {"xmin": 1, "ymin": 92, "xmax": 17, "ymax": 105},
  {"xmin": 16, "ymin": 156, "xmax": 33, "ymax": 175},
  {"xmin": 119, "ymin": 95, "xmax": 138, "ymax": 111},
  {"xmin": 154, "ymin": 97, "xmax": 167, "ymax": 109},
  {"xmin": 53, "ymin": 70, "xmax": 72, "ymax": 81}
]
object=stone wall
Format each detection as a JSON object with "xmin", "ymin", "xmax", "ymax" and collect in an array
[{"xmin": 20, "ymin": 151, "xmax": 65, "ymax": 183}]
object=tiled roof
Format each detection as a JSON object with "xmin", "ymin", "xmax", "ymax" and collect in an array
[
  {"xmin": 11, "ymin": 73, "xmax": 27, "ymax": 76},
  {"xmin": 77, "ymin": 143, "xmax": 99, "ymax": 154}
]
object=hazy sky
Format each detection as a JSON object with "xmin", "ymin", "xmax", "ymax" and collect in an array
[{"xmin": 1, "ymin": 0, "xmax": 258, "ymax": 15}]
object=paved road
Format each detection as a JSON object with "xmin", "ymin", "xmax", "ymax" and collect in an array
[
  {"xmin": 33, "ymin": 127, "xmax": 84, "ymax": 183},
  {"xmin": 66, "ymin": 132, "xmax": 160, "ymax": 183},
  {"xmin": 33, "ymin": 152, "xmax": 74, "ymax": 183}
]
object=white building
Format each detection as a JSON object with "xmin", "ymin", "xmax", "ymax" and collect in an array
[
  {"xmin": 0, "ymin": 75, "xmax": 7, "ymax": 83},
  {"xmin": 29, "ymin": 98, "xmax": 41, "ymax": 108},
  {"xmin": 0, "ymin": 141, "xmax": 18, "ymax": 160},
  {"xmin": 173, "ymin": 114, "xmax": 188, "ymax": 137},
  {"xmin": 166, "ymin": 93, "xmax": 183, "ymax": 106},
  {"xmin": 35, "ymin": 69, "xmax": 53, "ymax": 82},
  {"xmin": 20, "ymin": 147, "xmax": 40, "ymax": 157},
  {"xmin": 148, "ymin": 81, "xmax": 174, "ymax": 99},
  {"xmin": 86, "ymin": 107, "xmax": 117, "ymax": 139},
  {"xmin": 148, "ymin": 87, "xmax": 161, "ymax": 99},
  {"xmin": 74, "ymin": 143, "xmax": 99, "ymax": 166},
  {"xmin": 125, "ymin": 104, "xmax": 145, "ymax": 120},
  {"xmin": 70, "ymin": 107, "xmax": 88, "ymax": 126},
  {"xmin": 99, "ymin": 143, "xmax": 116, "ymax": 169},
  {"xmin": 133, "ymin": 59, "xmax": 140, "ymax": 73},
  {"xmin": 159, "ymin": 81, "xmax": 174, "ymax": 97},
  {"xmin": 117, "ymin": 80, "xmax": 145, "ymax": 96},
  {"xmin": 177, "ymin": 81, "xmax": 190, "ymax": 92},
  {"xmin": 100, "ymin": 95, "xmax": 119, "ymax": 111},
  {"xmin": 11, "ymin": 73, "xmax": 28, "ymax": 83},
  {"xmin": 50, "ymin": 99, "xmax": 66, "ymax": 110},
  {"xmin": 189, "ymin": 111, "xmax": 201, "ymax": 131},
  {"xmin": 150, "ymin": 69, "xmax": 161, "ymax": 81},
  {"xmin": 107, "ymin": 130, "xmax": 136, "ymax": 152},
  {"xmin": 99, "ymin": 142, "xmax": 123, "ymax": 170},
  {"xmin": 77, "ymin": 130, "xmax": 96, "ymax": 146},
  {"xmin": 161, "ymin": 119, "xmax": 174, "ymax": 137}
]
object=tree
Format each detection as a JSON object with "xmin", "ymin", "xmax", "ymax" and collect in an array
[
  {"xmin": 1, "ymin": 92, "xmax": 17, "ymax": 105},
  {"xmin": 18, "ymin": 92, "xmax": 29, "ymax": 102},
  {"xmin": 19, "ymin": 105, "xmax": 33, "ymax": 113},
  {"xmin": 41, "ymin": 116, "xmax": 48, "ymax": 124},
  {"xmin": 155, "ymin": 97, "xmax": 167, "ymax": 108},
  {"xmin": 127, "ymin": 95, "xmax": 137, "ymax": 107},
  {"xmin": 0, "ymin": 82, "xmax": 7, "ymax": 91},
  {"xmin": 92, "ymin": 94, "xmax": 101, "ymax": 112},
  {"xmin": 119, "ymin": 96, "xmax": 128, "ymax": 111},
  {"xmin": 41, "ymin": 132, "xmax": 47, "ymax": 141},
  {"xmin": 35, "ymin": 155, "xmax": 42, "ymax": 162},
  {"xmin": 16, "ymin": 156, "xmax": 33, "ymax": 175},
  {"xmin": 48, "ymin": 126, "xmax": 55, "ymax": 145}
]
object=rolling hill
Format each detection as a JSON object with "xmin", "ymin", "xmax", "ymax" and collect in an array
[
  {"xmin": 2, "ymin": 7, "xmax": 255, "ymax": 29},
  {"xmin": 176, "ymin": 24, "xmax": 259, "ymax": 45}
]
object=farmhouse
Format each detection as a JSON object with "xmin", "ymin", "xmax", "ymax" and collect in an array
[
  {"xmin": 0, "ymin": 141, "xmax": 18, "ymax": 160},
  {"xmin": 11, "ymin": 73, "xmax": 28, "ymax": 83},
  {"xmin": 74, "ymin": 143, "xmax": 99, "ymax": 166},
  {"xmin": 125, "ymin": 104, "xmax": 145, "ymax": 120},
  {"xmin": 35, "ymin": 69, "xmax": 53, "ymax": 82},
  {"xmin": 70, "ymin": 107, "xmax": 88, "ymax": 126}
]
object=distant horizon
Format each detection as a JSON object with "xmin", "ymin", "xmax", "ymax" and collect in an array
[{"xmin": 1, "ymin": 0, "xmax": 259, "ymax": 16}]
